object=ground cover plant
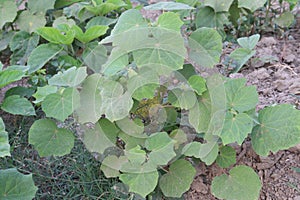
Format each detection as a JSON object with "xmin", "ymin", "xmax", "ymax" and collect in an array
[{"xmin": 0, "ymin": 0, "xmax": 300, "ymax": 199}]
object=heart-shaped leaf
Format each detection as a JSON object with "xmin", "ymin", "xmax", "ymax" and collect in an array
[
  {"xmin": 251, "ymin": 104, "xmax": 300, "ymax": 156},
  {"xmin": 0, "ymin": 117, "xmax": 10, "ymax": 157},
  {"xmin": 28, "ymin": 119, "xmax": 75, "ymax": 157},
  {"xmin": 0, "ymin": 168, "xmax": 38, "ymax": 200},
  {"xmin": 211, "ymin": 165, "xmax": 261, "ymax": 200},
  {"xmin": 48, "ymin": 67, "xmax": 87, "ymax": 87},
  {"xmin": 0, "ymin": 0, "xmax": 17, "ymax": 28},
  {"xmin": 159, "ymin": 159, "xmax": 196, "ymax": 198},
  {"xmin": 1, "ymin": 95, "xmax": 35, "ymax": 116}
]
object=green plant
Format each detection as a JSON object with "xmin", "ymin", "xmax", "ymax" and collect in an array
[{"xmin": 1, "ymin": 1, "xmax": 300, "ymax": 200}]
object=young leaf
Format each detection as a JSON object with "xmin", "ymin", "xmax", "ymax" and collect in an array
[
  {"xmin": 42, "ymin": 87, "xmax": 80, "ymax": 121},
  {"xmin": 229, "ymin": 48, "xmax": 256, "ymax": 73},
  {"xmin": 73, "ymin": 25, "xmax": 108, "ymax": 43},
  {"xmin": 0, "ymin": 117, "xmax": 10, "ymax": 157},
  {"xmin": 159, "ymin": 159, "xmax": 196, "ymax": 198},
  {"xmin": 211, "ymin": 165, "xmax": 261, "ymax": 200},
  {"xmin": 145, "ymin": 132, "xmax": 176, "ymax": 166},
  {"xmin": 251, "ymin": 104, "xmax": 300, "ymax": 156},
  {"xmin": 143, "ymin": 2, "xmax": 194, "ymax": 10},
  {"xmin": 225, "ymin": 78, "xmax": 258, "ymax": 113},
  {"xmin": 188, "ymin": 27, "xmax": 222, "ymax": 68},
  {"xmin": 76, "ymin": 74, "xmax": 103, "ymax": 123},
  {"xmin": 120, "ymin": 170, "xmax": 159, "ymax": 198},
  {"xmin": 32, "ymin": 85, "xmax": 58, "ymax": 104},
  {"xmin": 15, "ymin": 11, "xmax": 46, "ymax": 33},
  {"xmin": 28, "ymin": 119, "xmax": 75, "ymax": 157},
  {"xmin": 36, "ymin": 27, "xmax": 75, "ymax": 44},
  {"xmin": 216, "ymin": 146, "xmax": 236, "ymax": 168},
  {"xmin": 238, "ymin": 0, "xmax": 267, "ymax": 12},
  {"xmin": 0, "ymin": 0, "xmax": 17, "ymax": 28},
  {"xmin": 1, "ymin": 95, "xmax": 35, "ymax": 116},
  {"xmin": 188, "ymin": 75, "xmax": 207, "ymax": 95},
  {"xmin": 204, "ymin": 0, "xmax": 234, "ymax": 12},
  {"xmin": 0, "ymin": 168, "xmax": 38, "ymax": 200},
  {"xmin": 86, "ymin": 16, "xmax": 117, "ymax": 29},
  {"xmin": 274, "ymin": 11, "xmax": 295, "ymax": 28},
  {"xmin": 237, "ymin": 34, "xmax": 260, "ymax": 50},
  {"xmin": 28, "ymin": 43, "xmax": 63, "ymax": 73},
  {"xmin": 219, "ymin": 113, "xmax": 253, "ymax": 145},
  {"xmin": 83, "ymin": 118, "xmax": 119, "ymax": 154},
  {"xmin": 48, "ymin": 67, "xmax": 88, "ymax": 87}
]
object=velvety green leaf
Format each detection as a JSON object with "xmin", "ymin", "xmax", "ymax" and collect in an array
[
  {"xmin": 28, "ymin": 119, "xmax": 74, "ymax": 157},
  {"xmin": 145, "ymin": 132, "xmax": 176, "ymax": 166},
  {"xmin": 238, "ymin": 0, "xmax": 267, "ymax": 12},
  {"xmin": 195, "ymin": 6, "xmax": 229, "ymax": 29},
  {"xmin": 125, "ymin": 146, "xmax": 147, "ymax": 165},
  {"xmin": 0, "ymin": 168, "xmax": 38, "ymax": 200},
  {"xmin": 83, "ymin": 118, "xmax": 119, "ymax": 154},
  {"xmin": 168, "ymin": 88, "xmax": 197, "ymax": 109},
  {"xmin": 82, "ymin": 42, "xmax": 107, "ymax": 73},
  {"xmin": 76, "ymin": 74, "xmax": 103, "ymax": 123},
  {"xmin": 120, "ymin": 170, "xmax": 159, "ymax": 198},
  {"xmin": 189, "ymin": 75, "xmax": 226, "ymax": 136},
  {"xmin": 0, "ymin": 69, "xmax": 26, "ymax": 88},
  {"xmin": 9, "ymin": 31, "xmax": 40, "ymax": 65},
  {"xmin": 73, "ymin": 25, "xmax": 108, "ymax": 43},
  {"xmin": 188, "ymin": 75, "xmax": 207, "ymax": 95},
  {"xmin": 170, "ymin": 129, "xmax": 187, "ymax": 149},
  {"xmin": 188, "ymin": 27, "xmax": 222, "ymax": 68},
  {"xmin": 5, "ymin": 86, "xmax": 35, "ymax": 99},
  {"xmin": 144, "ymin": 2, "xmax": 194, "ymax": 10},
  {"xmin": 211, "ymin": 165, "xmax": 261, "ymax": 200},
  {"xmin": 15, "ymin": 11, "xmax": 46, "ymax": 33},
  {"xmin": 216, "ymin": 146, "xmax": 236, "ymax": 168},
  {"xmin": 1, "ymin": 95, "xmax": 35, "ymax": 116},
  {"xmin": 0, "ymin": 0, "xmax": 17, "ymax": 28},
  {"xmin": 116, "ymin": 117, "xmax": 147, "ymax": 139},
  {"xmin": 132, "ymin": 84, "xmax": 159, "ymax": 101},
  {"xmin": 42, "ymin": 88, "xmax": 80, "ymax": 121},
  {"xmin": 225, "ymin": 78, "xmax": 258, "ymax": 112},
  {"xmin": 100, "ymin": 80, "xmax": 133, "ymax": 121},
  {"xmin": 274, "ymin": 11, "xmax": 295, "ymax": 28},
  {"xmin": 159, "ymin": 159, "xmax": 196, "ymax": 198},
  {"xmin": 219, "ymin": 113, "xmax": 253, "ymax": 145},
  {"xmin": 102, "ymin": 9, "xmax": 186, "ymax": 75},
  {"xmin": 28, "ymin": 43, "xmax": 63, "ymax": 73},
  {"xmin": 48, "ymin": 67, "xmax": 87, "ymax": 87},
  {"xmin": 229, "ymin": 48, "xmax": 256, "ymax": 73},
  {"xmin": 36, "ymin": 27, "xmax": 75, "ymax": 44},
  {"xmin": 157, "ymin": 12, "xmax": 184, "ymax": 31},
  {"xmin": 0, "ymin": 31, "xmax": 14, "ymax": 52},
  {"xmin": 118, "ymin": 131, "xmax": 146, "ymax": 150},
  {"xmin": 85, "ymin": 0, "xmax": 127, "ymax": 15},
  {"xmin": 100, "ymin": 155, "xmax": 128, "ymax": 178},
  {"xmin": 251, "ymin": 104, "xmax": 300, "ymax": 156},
  {"xmin": 57, "ymin": 55, "xmax": 82, "ymax": 68},
  {"xmin": 86, "ymin": 16, "xmax": 117, "ymax": 29},
  {"xmin": 63, "ymin": 2, "xmax": 94, "ymax": 22},
  {"xmin": 237, "ymin": 34, "xmax": 260, "ymax": 50},
  {"xmin": 182, "ymin": 140, "xmax": 219, "ymax": 165},
  {"xmin": 204, "ymin": 0, "xmax": 234, "ymax": 12},
  {"xmin": 32, "ymin": 85, "xmax": 57, "ymax": 104},
  {"xmin": 28, "ymin": 0, "xmax": 56, "ymax": 13},
  {"xmin": 0, "ymin": 117, "xmax": 10, "ymax": 157}
]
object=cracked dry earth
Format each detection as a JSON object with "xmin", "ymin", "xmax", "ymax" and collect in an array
[{"xmin": 186, "ymin": 24, "xmax": 300, "ymax": 200}]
